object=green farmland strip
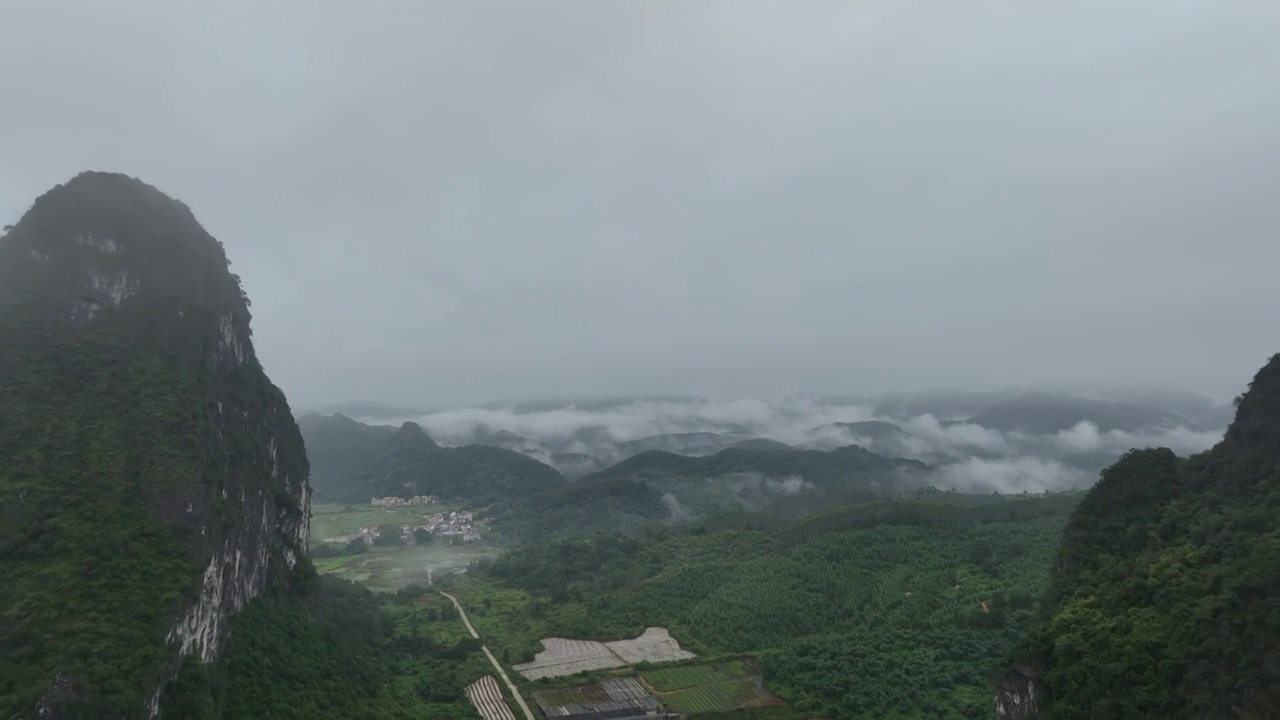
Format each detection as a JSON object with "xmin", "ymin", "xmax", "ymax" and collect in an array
[
  {"xmin": 661, "ymin": 679, "xmax": 759, "ymax": 713},
  {"xmin": 642, "ymin": 660, "xmax": 748, "ymax": 692}
]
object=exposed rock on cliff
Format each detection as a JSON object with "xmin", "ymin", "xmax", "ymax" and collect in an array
[
  {"xmin": 0, "ymin": 172, "xmax": 310, "ymax": 718},
  {"xmin": 994, "ymin": 665, "xmax": 1041, "ymax": 719}
]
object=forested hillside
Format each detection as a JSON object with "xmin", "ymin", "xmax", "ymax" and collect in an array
[
  {"xmin": 467, "ymin": 495, "xmax": 1078, "ymax": 718},
  {"xmin": 299, "ymin": 415, "xmax": 566, "ymax": 505},
  {"xmin": 297, "ymin": 411, "xmax": 945, "ymax": 542},
  {"xmin": 295, "ymin": 413, "xmax": 395, "ymax": 500},
  {"xmin": 489, "ymin": 477, "xmax": 670, "ymax": 542},
  {"xmin": 1002, "ymin": 354, "xmax": 1280, "ymax": 718},
  {"xmin": 162, "ymin": 575, "xmax": 489, "ymax": 719},
  {"xmin": 484, "ymin": 444, "xmax": 935, "ymax": 542},
  {"xmin": 0, "ymin": 173, "xmax": 311, "ymax": 717},
  {"xmin": 579, "ymin": 444, "xmax": 929, "ymax": 518},
  {"xmin": 587, "ymin": 444, "xmax": 926, "ymax": 487}
]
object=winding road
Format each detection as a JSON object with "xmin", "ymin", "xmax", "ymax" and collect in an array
[{"xmin": 441, "ymin": 591, "xmax": 535, "ymax": 720}]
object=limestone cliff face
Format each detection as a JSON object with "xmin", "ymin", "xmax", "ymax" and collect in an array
[
  {"xmin": 0, "ymin": 172, "xmax": 309, "ymax": 718},
  {"xmin": 994, "ymin": 666, "xmax": 1041, "ymax": 719}
]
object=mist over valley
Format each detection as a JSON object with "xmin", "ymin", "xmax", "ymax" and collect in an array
[
  {"xmin": 291, "ymin": 385, "xmax": 1233, "ymax": 550},
  {"xmin": 5, "ymin": 2, "xmax": 1279, "ymax": 718}
]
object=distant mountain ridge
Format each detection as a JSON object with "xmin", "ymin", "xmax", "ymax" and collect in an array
[
  {"xmin": 302, "ymin": 400, "xmax": 430, "ymax": 418},
  {"xmin": 867, "ymin": 389, "xmax": 1020, "ymax": 420},
  {"xmin": 820, "ymin": 420, "xmax": 908, "ymax": 439},
  {"xmin": 972, "ymin": 391, "xmax": 1187, "ymax": 434},
  {"xmin": 298, "ymin": 411, "xmax": 935, "ymax": 540},
  {"xmin": 476, "ymin": 394, "xmax": 702, "ymax": 413},
  {"xmin": 296, "ymin": 413, "xmax": 396, "ymax": 500},
  {"xmin": 581, "ymin": 444, "xmax": 930, "ymax": 519},
  {"xmin": 301, "ymin": 384, "xmax": 1233, "ymax": 524},
  {"xmin": 298, "ymin": 413, "xmax": 564, "ymax": 506},
  {"xmin": 615, "ymin": 431, "xmax": 745, "ymax": 456},
  {"xmin": 486, "ymin": 443, "xmax": 932, "ymax": 543}
]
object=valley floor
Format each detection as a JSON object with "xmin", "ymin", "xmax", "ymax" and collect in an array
[
  {"xmin": 315, "ymin": 543, "xmax": 501, "ymax": 591},
  {"xmin": 289, "ymin": 495, "xmax": 1077, "ymax": 720},
  {"xmin": 310, "ymin": 503, "xmax": 502, "ymax": 591}
]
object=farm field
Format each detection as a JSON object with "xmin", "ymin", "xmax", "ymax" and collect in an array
[
  {"xmin": 309, "ymin": 501, "xmax": 464, "ymax": 542},
  {"xmin": 465, "ymin": 675, "xmax": 516, "ymax": 720},
  {"xmin": 660, "ymin": 678, "xmax": 760, "ymax": 713},
  {"xmin": 513, "ymin": 628, "xmax": 697, "ymax": 680},
  {"xmin": 642, "ymin": 659, "xmax": 750, "ymax": 691},
  {"xmin": 642, "ymin": 660, "xmax": 767, "ymax": 714},
  {"xmin": 606, "ymin": 627, "xmax": 697, "ymax": 665},
  {"xmin": 513, "ymin": 638, "xmax": 625, "ymax": 679},
  {"xmin": 532, "ymin": 678, "xmax": 661, "ymax": 718},
  {"xmin": 315, "ymin": 544, "xmax": 501, "ymax": 592}
]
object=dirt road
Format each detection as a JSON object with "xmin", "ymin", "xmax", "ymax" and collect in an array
[{"xmin": 441, "ymin": 591, "xmax": 535, "ymax": 720}]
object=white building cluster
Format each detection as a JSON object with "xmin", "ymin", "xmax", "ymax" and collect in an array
[
  {"xmin": 322, "ymin": 506, "xmax": 482, "ymax": 547},
  {"xmin": 418, "ymin": 510, "xmax": 480, "ymax": 542},
  {"xmin": 370, "ymin": 495, "xmax": 438, "ymax": 507}
]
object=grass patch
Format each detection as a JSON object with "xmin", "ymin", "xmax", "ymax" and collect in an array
[
  {"xmin": 316, "ymin": 544, "xmax": 501, "ymax": 592},
  {"xmin": 309, "ymin": 502, "xmax": 464, "ymax": 543}
]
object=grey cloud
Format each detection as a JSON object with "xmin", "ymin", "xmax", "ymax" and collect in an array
[
  {"xmin": 936, "ymin": 457, "xmax": 1088, "ymax": 495},
  {"xmin": 661, "ymin": 493, "xmax": 695, "ymax": 523},
  {"xmin": 725, "ymin": 473, "xmax": 814, "ymax": 498},
  {"xmin": 3, "ymin": 2, "xmax": 1278, "ymax": 408},
  {"xmin": 724, "ymin": 473, "xmax": 817, "ymax": 512},
  {"xmin": 899, "ymin": 416, "xmax": 1017, "ymax": 457},
  {"xmin": 1051, "ymin": 421, "xmax": 1221, "ymax": 457}
]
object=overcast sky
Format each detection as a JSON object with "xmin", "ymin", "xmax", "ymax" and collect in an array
[{"xmin": 2, "ymin": 1, "xmax": 1278, "ymax": 409}]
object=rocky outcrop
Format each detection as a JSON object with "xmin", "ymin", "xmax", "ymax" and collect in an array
[
  {"xmin": 0, "ymin": 172, "xmax": 310, "ymax": 718},
  {"xmin": 994, "ymin": 667, "xmax": 1041, "ymax": 719}
]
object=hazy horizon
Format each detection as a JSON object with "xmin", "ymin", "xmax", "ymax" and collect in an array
[
  {"xmin": 4, "ymin": 2, "xmax": 1278, "ymax": 409},
  {"xmin": 305, "ymin": 380, "xmax": 1243, "ymax": 416},
  {"xmin": 301, "ymin": 389, "xmax": 1231, "ymax": 494}
]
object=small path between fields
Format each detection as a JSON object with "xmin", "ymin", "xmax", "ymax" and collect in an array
[{"xmin": 441, "ymin": 591, "xmax": 535, "ymax": 720}]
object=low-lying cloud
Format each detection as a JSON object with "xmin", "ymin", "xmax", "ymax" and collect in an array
[
  {"xmin": 722, "ymin": 472, "xmax": 816, "ymax": 512},
  {"xmin": 1052, "ymin": 421, "xmax": 1222, "ymax": 457},
  {"xmin": 353, "ymin": 394, "xmax": 1229, "ymax": 493},
  {"xmin": 661, "ymin": 492, "xmax": 695, "ymax": 522},
  {"xmin": 726, "ymin": 473, "xmax": 813, "ymax": 497},
  {"xmin": 937, "ymin": 457, "xmax": 1090, "ymax": 495}
]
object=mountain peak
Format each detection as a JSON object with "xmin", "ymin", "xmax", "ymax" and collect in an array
[
  {"xmin": 15, "ymin": 171, "xmax": 213, "ymax": 257},
  {"xmin": 1, "ymin": 174, "xmax": 310, "ymax": 716},
  {"xmin": 1223, "ymin": 353, "xmax": 1280, "ymax": 454},
  {"xmin": 2, "ymin": 171, "xmax": 251, "ymax": 366},
  {"xmin": 395, "ymin": 420, "xmax": 438, "ymax": 447}
]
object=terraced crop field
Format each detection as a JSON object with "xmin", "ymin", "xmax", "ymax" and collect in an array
[
  {"xmin": 641, "ymin": 659, "xmax": 767, "ymax": 713},
  {"xmin": 659, "ymin": 679, "xmax": 760, "ymax": 714},
  {"xmin": 642, "ymin": 659, "xmax": 749, "ymax": 692},
  {"xmin": 532, "ymin": 678, "xmax": 661, "ymax": 718},
  {"xmin": 464, "ymin": 675, "xmax": 516, "ymax": 720}
]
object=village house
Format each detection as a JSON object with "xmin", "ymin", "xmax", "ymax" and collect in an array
[{"xmin": 412, "ymin": 508, "xmax": 480, "ymax": 542}]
